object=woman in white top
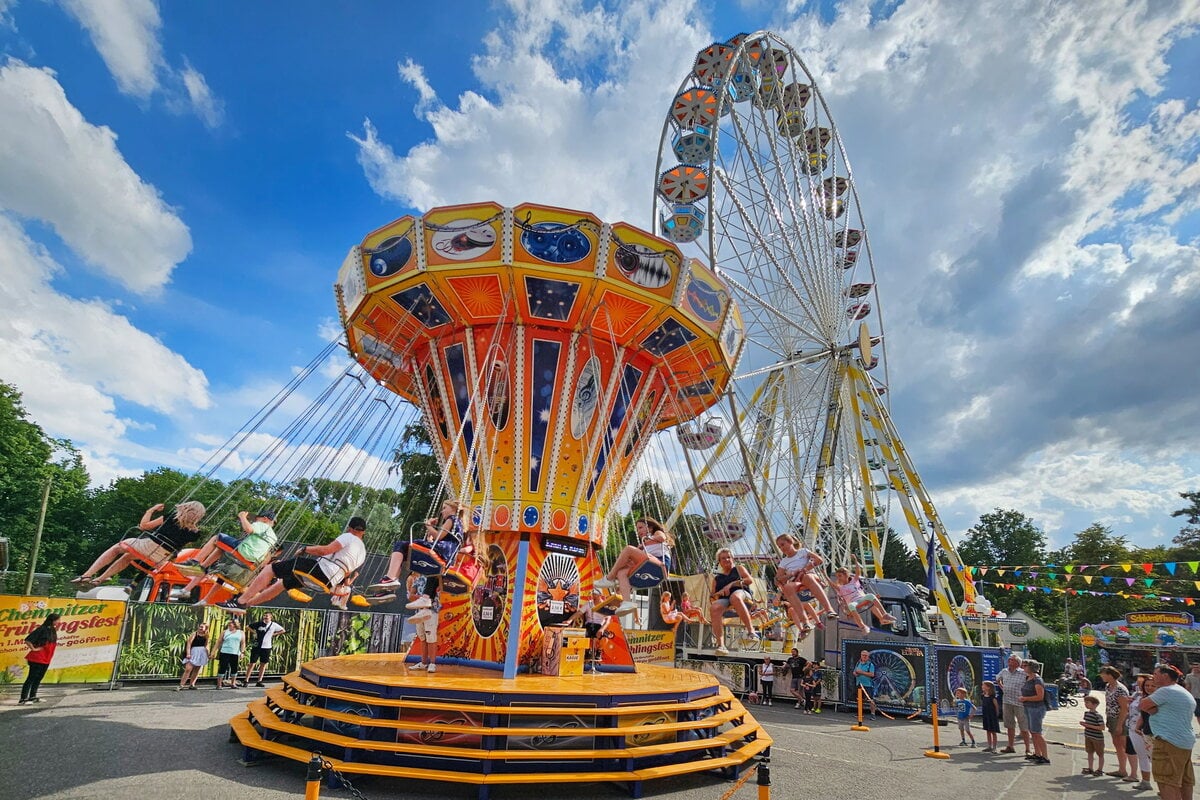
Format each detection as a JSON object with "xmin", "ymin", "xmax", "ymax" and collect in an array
[
  {"xmin": 774, "ymin": 534, "xmax": 836, "ymax": 637},
  {"xmin": 596, "ymin": 518, "xmax": 672, "ymax": 612},
  {"xmin": 758, "ymin": 656, "xmax": 776, "ymax": 706}
]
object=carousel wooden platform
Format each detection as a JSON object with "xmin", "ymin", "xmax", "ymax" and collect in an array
[{"xmin": 230, "ymin": 653, "xmax": 771, "ymax": 799}]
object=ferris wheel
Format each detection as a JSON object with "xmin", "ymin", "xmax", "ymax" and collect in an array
[{"xmin": 647, "ymin": 31, "xmax": 973, "ymax": 644}]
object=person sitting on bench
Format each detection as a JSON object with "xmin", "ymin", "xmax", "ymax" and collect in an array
[{"xmin": 216, "ymin": 517, "xmax": 367, "ymax": 614}]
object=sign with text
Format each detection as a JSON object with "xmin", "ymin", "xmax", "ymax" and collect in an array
[
  {"xmin": 0, "ymin": 595, "xmax": 125, "ymax": 684},
  {"xmin": 1126, "ymin": 611, "xmax": 1194, "ymax": 627},
  {"xmin": 624, "ymin": 629, "xmax": 676, "ymax": 664}
]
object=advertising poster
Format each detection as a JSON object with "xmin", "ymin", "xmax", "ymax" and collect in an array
[
  {"xmin": 841, "ymin": 639, "xmax": 931, "ymax": 713},
  {"xmin": 0, "ymin": 595, "xmax": 125, "ymax": 685},
  {"xmin": 933, "ymin": 646, "xmax": 1003, "ymax": 710},
  {"xmin": 624, "ymin": 629, "xmax": 676, "ymax": 665}
]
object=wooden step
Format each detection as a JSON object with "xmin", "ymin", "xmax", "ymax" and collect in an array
[
  {"xmin": 247, "ymin": 698, "xmax": 766, "ymax": 761},
  {"xmin": 232, "ymin": 712, "xmax": 771, "ymax": 786},
  {"xmin": 284, "ymin": 671, "xmax": 735, "ymax": 716},
  {"xmin": 265, "ymin": 686, "xmax": 747, "ymax": 737}
]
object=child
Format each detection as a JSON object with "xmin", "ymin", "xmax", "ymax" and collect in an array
[
  {"xmin": 1079, "ymin": 695, "xmax": 1106, "ymax": 775},
  {"xmin": 954, "ymin": 686, "xmax": 976, "ymax": 746},
  {"xmin": 678, "ymin": 591, "xmax": 703, "ymax": 622},
  {"xmin": 979, "ymin": 680, "xmax": 1001, "ymax": 751},
  {"xmin": 407, "ymin": 573, "xmax": 440, "ymax": 673},
  {"xmin": 808, "ymin": 660, "xmax": 825, "ymax": 714},
  {"xmin": 832, "ymin": 556, "xmax": 897, "ymax": 635}
]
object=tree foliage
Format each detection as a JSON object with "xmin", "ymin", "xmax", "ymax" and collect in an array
[
  {"xmin": 1172, "ymin": 491, "xmax": 1200, "ymax": 556},
  {"xmin": 0, "ymin": 382, "xmax": 91, "ymax": 590},
  {"xmin": 957, "ymin": 508, "xmax": 1048, "ymax": 567}
]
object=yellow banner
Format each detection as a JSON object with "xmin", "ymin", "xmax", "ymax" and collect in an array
[
  {"xmin": 0, "ymin": 595, "xmax": 126, "ymax": 685},
  {"xmin": 623, "ymin": 629, "xmax": 676, "ymax": 664}
]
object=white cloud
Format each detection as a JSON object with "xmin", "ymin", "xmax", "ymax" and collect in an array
[
  {"xmin": 0, "ymin": 213, "xmax": 210, "ymax": 482},
  {"xmin": 0, "ymin": 60, "xmax": 192, "ymax": 292},
  {"xmin": 59, "ymin": 0, "xmax": 163, "ymax": 99},
  {"xmin": 180, "ymin": 59, "xmax": 224, "ymax": 128},
  {"xmin": 57, "ymin": 0, "xmax": 225, "ymax": 127},
  {"xmin": 351, "ymin": 0, "xmax": 711, "ymax": 220}
]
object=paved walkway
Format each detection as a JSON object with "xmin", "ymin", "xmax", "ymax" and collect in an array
[{"xmin": 2, "ymin": 684, "xmax": 1196, "ymax": 800}]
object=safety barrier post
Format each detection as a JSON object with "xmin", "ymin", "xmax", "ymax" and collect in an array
[
  {"xmin": 756, "ymin": 754, "xmax": 770, "ymax": 800},
  {"xmin": 923, "ymin": 703, "xmax": 950, "ymax": 759},
  {"xmin": 851, "ymin": 687, "xmax": 869, "ymax": 732},
  {"xmin": 305, "ymin": 752, "xmax": 324, "ymax": 799}
]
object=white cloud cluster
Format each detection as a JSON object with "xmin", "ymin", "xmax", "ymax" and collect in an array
[
  {"xmin": 0, "ymin": 60, "xmax": 192, "ymax": 292},
  {"xmin": 0, "ymin": 59, "xmax": 209, "ymax": 485},
  {"xmin": 351, "ymin": 0, "xmax": 711, "ymax": 221},
  {"xmin": 350, "ymin": 0, "xmax": 1200, "ymax": 546},
  {"xmin": 0, "ymin": 213, "xmax": 210, "ymax": 479},
  {"xmin": 58, "ymin": 0, "xmax": 224, "ymax": 127}
]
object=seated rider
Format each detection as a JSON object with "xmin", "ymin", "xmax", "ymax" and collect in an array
[
  {"xmin": 370, "ymin": 500, "xmax": 465, "ymax": 592},
  {"xmin": 72, "ymin": 501, "xmax": 206, "ymax": 587},
  {"xmin": 678, "ymin": 591, "xmax": 704, "ymax": 622},
  {"xmin": 182, "ymin": 509, "xmax": 278, "ymax": 570},
  {"xmin": 595, "ymin": 517, "xmax": 672, "ymax": 613},
  {"xmin": 660, "ymin": 590, "xmax": 685, "ymax": 632},
  {"xmin": 833, "ymin": 556, "xmax": 897, "ymax": 635},
  {"xmin": 216, "ymin": 517, "xmax": 367, "ymax": 613}
]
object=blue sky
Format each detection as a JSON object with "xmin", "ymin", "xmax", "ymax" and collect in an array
[{"xmin": 0, "ymin": 0, "xmax": 1198, "ymax": 552}]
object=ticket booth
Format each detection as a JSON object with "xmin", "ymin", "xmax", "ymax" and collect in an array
[{"xmin": 542, "ymin": 626, "xmax": 588, "ymax": 676}]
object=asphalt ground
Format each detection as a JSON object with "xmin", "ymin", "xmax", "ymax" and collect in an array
[{"xmin": 2, "ymin": 684, "xmax": 1195, "ymax": 800}]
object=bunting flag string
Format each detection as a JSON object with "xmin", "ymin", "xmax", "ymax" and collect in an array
[
  {"xmin": 966, "ymin": 560, "xmax": 1195, "ymax": 576},
  {"xmin": 974, "ymin": 580, "xmax": 1199, "ymax": 606},
  {"xmin": 954, "ymin": 564, "xmax": 1200, "ymax": 587}
]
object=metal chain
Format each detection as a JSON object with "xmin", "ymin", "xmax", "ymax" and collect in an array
[{"xmin": 319, "ymin": 757, "xmax": 368, "ymax": 800}]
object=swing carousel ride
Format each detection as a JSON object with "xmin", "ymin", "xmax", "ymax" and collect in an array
[{"xmin": 219, "ymin": 29, "xmax": 976, "ymax": 795}]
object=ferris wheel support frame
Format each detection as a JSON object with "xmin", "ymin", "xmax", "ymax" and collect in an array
[{"xmin": 848, "ymin": 364, "xmax": 971, "ymax": 646}]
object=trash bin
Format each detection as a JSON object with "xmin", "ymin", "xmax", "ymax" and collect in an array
[{"xmin": 1044, "ymin": 683, "xmax": 1059, "ymax": 710}]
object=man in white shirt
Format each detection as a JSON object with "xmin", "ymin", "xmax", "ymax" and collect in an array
[
  {"xmin": 219, "ymin": 517, "xmax": 368, "ymax": 614},
  {"xmin": 241, "ymin": 612, "xmax": 286, "ymax": 687},
  {"xmin": 997, "ymin": 654, "xmax": 1031, "ymax": 755}
]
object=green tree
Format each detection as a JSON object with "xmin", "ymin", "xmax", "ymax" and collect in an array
[
  {"xmin": 0, "ymin": 382, "xmax": 91, "ymax": 591},
  {"xmin": 1171, "ymin": 491, "xmax": 1200, "ymax": 557},
  {"xmin": 878, "ymin": 526, "xmax": 925, "ymax": 586},
  {"xmin": 1049, "ymin": 523, "xmax": 1158, "ymax": 630},
  {"xmin": 957, "ymin": 509, "xmax": 1047, "ymax": 615},
  {"xmin": 957, "ymin": 509, "xmax": 1047, "ymax": 568}
]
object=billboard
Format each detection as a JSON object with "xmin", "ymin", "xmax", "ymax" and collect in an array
[
  {"xmin": 0, "ymin": 595, "xmax": 125, "ymax": 685},
  {"xmin": 841, "ymin": 639, "xmax": 931, "ymax": 714},
  {"xmin": 933, "ymin": 646, "xmax": 1004, "ymax": 711}
]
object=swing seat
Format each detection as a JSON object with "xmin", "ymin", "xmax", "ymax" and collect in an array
[
  {"xmin": 117, "ymin": 535, "xmax": 173, "ymax": 575},
  {"xmin": 214, "ymin": 537, "xmax": 258, "ymax": 570},
  {"xmin": 293, "ymin": 567, "xmax": 335, "ymax": 595},
  {"xmin": 351, "ymin": 593, "xmax": 395, "ymax": 607},
  {"xmin": 409, "ymin": 541, "xmax": 451, "ymax": 575},
  {"xmin": 628, "ymin": 560, "xmax": 666, "ymax": 589},
  {"xmin": 287, "ymin": 588, "xmax": 314, "ymax": 603},
  {"xmin": 442, "ymin": 552, "xmax": 482, "ymax": 594}
]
